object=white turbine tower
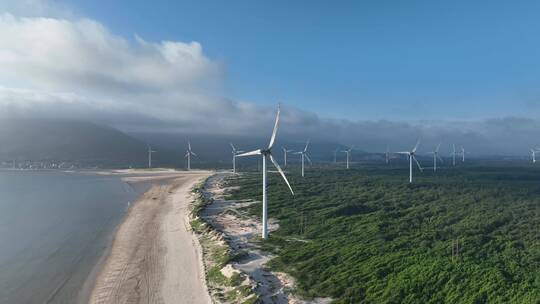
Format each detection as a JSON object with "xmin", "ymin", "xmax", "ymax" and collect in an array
[
  {"xmin": 341, "ymin": 146, "xmax": 353, "ymax": 169},
  {"xmin": 148, "ymin": 146, "xmax": 156, "ymax": 168},
  {"xmin": 236, "ymin": 104, "xmax": 294, "ymax": 239},
  {"xmin": 282, "ymin": 146, "xmax": 293, "ymax": 167},
  {"xmin": 460, "ymin": 146, "xmax": 466, "ymax": 162},
  {"xmin": 397, "ymin": 140, "xmax": 423, "ymax": 183},
  {"xmin": 230, "ymin": 143, "xmax": 244, "ymax": 173},
  {"xmin": 185, "ymin": 141, "xmax": 197, "ymax": 170},
  {"xmin": 294, "ymin": 140, "xmax": 312, "ymax": 177},
  {"xmin": 385, "ymin": 145, "xmax": 390, "ymax": 164},
  {"xmin": 429, "ymin": 143, "xmax": 443, "ymax": 172},
  {"xmin": 452, "ymin": 144, "xmax": 457, "ymax": 166}
]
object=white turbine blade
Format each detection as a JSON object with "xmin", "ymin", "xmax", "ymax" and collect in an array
[
  {"xmin": 413, "ymin": 155, "xmax": 423, "ymax": 171},
  {"xmin": 305, "ymin": 153, "xmax": 313, "ymax": 164},
  {"xmin": 293, "ymin": 151, "xmax": 303, "ymax": 154},
  {"xmin": 396, "ymin": 151, "xmax": 410, "ymax": 155},
  {"xmin": 412, "ymin": 139, "xmax": 421, "ymax": 153},
  {"xmin": 188, "ymin": 141, "xmax": 191, "ymax": 151},
  {"xmin": 230, "ymin": 143, "xmax": 236, "ymax": 151},
  {"xmin": 304, "ymin": 139, "xmax": 310, "ymax": 152},
  {"xmin": 436, "ymin": 142, "xmax": 441, "ymax": 152},
  {"xmin": 438, "ymin": 155, "xmax": 444, "ymax": 163},
  {"xmin": 268, "ymin": 104, "xmax": 280, "ymax": 149},
  {"xmin": 191, "ymin": 152, "xmax": 197, "ymax": 157},
  {"xmin": 237, "ymin": 150, "xmax": 244, "ymax": 154},
  {"xmin": 236, "ymin": 149, "xmax": 262, "ymax": 157},
  {"xmin": 269, "ymin": 154, "xmax": 294, "ymax": 195}
]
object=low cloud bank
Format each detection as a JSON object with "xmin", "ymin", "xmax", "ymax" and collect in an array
[{"xmin": 0, "ymin": 13, "xmax": 536, "ymax": 156}]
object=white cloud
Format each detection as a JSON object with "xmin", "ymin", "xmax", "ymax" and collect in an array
[{"xmin": 0, "ymin": 13, "xmax": 538, "ymax": 155}]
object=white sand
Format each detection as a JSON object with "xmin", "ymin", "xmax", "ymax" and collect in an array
[{"xmin": 88, "ymin": 170, "xmax": 212, "ymax": 304}]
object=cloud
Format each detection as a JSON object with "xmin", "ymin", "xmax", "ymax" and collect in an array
[{"xmin": 0, "ymin": 13, "xmax": 537, "ymax": 156}]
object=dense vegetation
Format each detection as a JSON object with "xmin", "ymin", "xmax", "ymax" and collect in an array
[{"xmin": 226, "ymin": 162, "xmax": 539, "ymax": 303}]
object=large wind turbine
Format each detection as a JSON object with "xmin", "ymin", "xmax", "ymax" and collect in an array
[
  {"xmin": 148, "ymin": 146, "xmax": 156, "ymax": 168},
  {"xmin": 397, "ymin": 140, "xmax": 423, "ymax": 183},
  {"xmin": 282, "ymin": 146, "xmax": 293, "ymax": 167},
  {"xmin": 429, "ymin": 143, "xmax": 443, "ymax": 172},
  {"xmin": 294, "ymin": 140, "xmax": 312, "ymax": 177},
  {"xmin": 342, "ymin": 146, "xmax": 353, "ymax": 169},
  {"xmin": 236, "ymin": 104, "xmax": 294, "ymax": 239},
  {"xmin": 230, "ymin": 143, "xmax": 243, "ymax": 173},
  {"xmin": 185, "ymin": 141, "xmax": 197, "ymax": 170}
]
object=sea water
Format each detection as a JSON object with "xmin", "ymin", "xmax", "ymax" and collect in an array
[{"xmin": 0, "ymin": 170, "xmax": 138, "ymax": 303}]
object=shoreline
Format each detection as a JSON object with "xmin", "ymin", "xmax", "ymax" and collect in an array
[{"xmin": 83, "ymin": 169, "xmax": 212, "ymax": 304}]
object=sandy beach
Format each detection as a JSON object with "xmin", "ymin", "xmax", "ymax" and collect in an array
[{"xmin": 88, "ymin": 170, "xmax": 212, "ymax": 304}]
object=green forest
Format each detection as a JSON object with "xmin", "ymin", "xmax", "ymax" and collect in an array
[{"xmin": 226, "ymin": 162, "xmax": 539, "ymax": 303}]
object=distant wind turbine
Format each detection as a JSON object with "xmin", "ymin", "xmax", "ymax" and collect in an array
[
  {"xmin": 185, "ymin": 141, "xmax": 197, "ymax": 170},
  {"xmin": 282, "ymin": 146, "xmax": 293, "ymax": 167},
  {"xmin": 429, "ymin": 143, "xmax": 443, "ymax": 172},
  {"xmin": 530, "ymin": 148, "xmax": 538, "ymax": 163},
  {"xmin": 452, "ymin": 144, "xmax": 457, "ymax": 166},
  {"xmin": 342, "ymin": 146, "xmax": 353, "ymax": 169},
  {"xmin": 460, "ymin": 146, "xmax": 467, "ymax": 162},
  {"xmin": 148, "ymin": 146, "xmax": 156, "ymax": 168},
  {"xmin": 294, "ymin": 140, "xmax": 312, "ymax": 177},
  {"xmin": 236, "ymin": 104, "xmax": 294, "ymax": 239},
  {"xmin": 397, "ymin": 140, "xmax": 423, "ymax": 183},
  {"xmin": 385, "ymin": 145, "xmax": 390, "ymax": 164},
  {"xmin": 230, "ymin": 143, "xmax": 243, "ymax": 173}
]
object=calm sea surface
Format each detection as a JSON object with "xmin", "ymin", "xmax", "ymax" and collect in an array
[{"xmin": 0, "ymin": 170, "xmax": 138, "ymax": 303}]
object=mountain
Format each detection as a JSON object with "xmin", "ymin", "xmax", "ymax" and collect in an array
[{"xmin": 0, "ymin": 119, "xmax": 147, "ymax": 167}]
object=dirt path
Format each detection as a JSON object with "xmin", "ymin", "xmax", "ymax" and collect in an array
[{"xmin": 89, "ymin": 171, "xmax": 212, "ymax": 304}]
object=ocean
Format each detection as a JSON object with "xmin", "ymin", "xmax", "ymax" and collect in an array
[{"xmin": 0, "ymin": 170, "xmax": 139, "ymax": 303}]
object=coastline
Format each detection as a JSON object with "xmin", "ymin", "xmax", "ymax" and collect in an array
[{"xmin": 82, "ymin": 169, "xmax": 212, "ymax": 304}]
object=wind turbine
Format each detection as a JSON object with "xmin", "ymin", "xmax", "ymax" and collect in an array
[
  {"xmin": 460, "ymin": 146, "xmax": 466, "ymax": 162},
  {"xmin": 385, "ymin": 145, "xmax": 390, "ymax": 164},
  {"xmin": 530, "ymin": 148, "xmax": 538, "ymax": 163},
  {"xmin": 429, "ymin": 143, "xmax": 443, "ymax": 172},
  {"xmin": 230, "ymin": 143, "xmax": 244, "ymax": 173},
  {"xmin": 396, "ymin": 140, "xmax": 423, "ymax": 183},
  {"xmin": 452, "ymin": 144, "xmax": 457, "ymax": 166},
  {"xmin": 148, "ymin": 146, "xmax": 156, "ymax": 168},
  {"xmin": 185, "ymin": 141, "xmax": 197, "ymax": 170},
  {"xmin": 236, "ymin": 104, "xmax": 294, "ymax": 239},
  {"xmin": 341, "ymin": 146, "xmax": 353, "ymax": 169},
  {"xmin": 294, "ymin": 140, "xmax": 312, "ymax": 177},
  {"xmin": 282, "ymin": 146, "xmax": 293, "ymax": 167},
  {"xmin": 333, "ymin": 147, "xmax": 340, "ymax": 163}
]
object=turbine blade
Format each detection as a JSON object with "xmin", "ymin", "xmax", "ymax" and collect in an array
[
  {"xmin": 188, "ymin": 141, "xmax": 191, "ymax": 151},
  {"xmin": 305, "ymin": 153, "xmax": 313, "ymax": 164},
  {"xmin": 230, "ymin": 143, "xmax": 236, "ymax": 151},
  {"xmin": 413, "ymin": 156, "xmax": 423, "ymax": 171},
  {"xmin": 438, "ymin": 155, "xmax": 444, "ymax": 163},
  {"xmin": 412, "ymin": 139, "xmax": 421, "ymax": 153},
  {"xmin": 236, "ymin": 149, "xmax": 262, "ymax": 157},
  {"xmin": 268, "ymin": 104, "xmax": 280, "ymax": 149},
  {"xmin": 396, "ymin": 152, "xmax": 410, "ymax": 155},
  {"xmin": 269, "ymin": 154, "xmax": 294, "ymax": 195},
  {"xmin": 304, "ymin": 139, "xmax": 310, "ymax": 152},
  {"xmin": 436, "ymin": 142, "xmax": 441, "ymax": 152},
  {"xmin": 191, "ymin": 152, "xmax": 197, "ymax": 157}
]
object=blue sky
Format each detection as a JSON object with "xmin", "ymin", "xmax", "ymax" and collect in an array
[{"xmin": 50, "ymin": 0, "xmax": 540, "ymax": 121}]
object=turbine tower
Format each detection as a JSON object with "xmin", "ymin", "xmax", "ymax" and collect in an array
[
  {"xmin": 429, "ymin": 143, "xmax": 443, "ymax": 172},
  {"xmin": 460, "ymin": 146, "xmax": 466, "ymax": 162},
  {"xmin": 531, "ymin": 148, "xmax": 538, "ymax": 163},
  {"xmin": 341, "ymin": 146, "xmax": 353, "ymax": 169},
  {"xmin": 230, "ymin": 143, "xmax": 244, "ymax": 173},
  {"xmin": 148, "ymin": 146, "xmax": 156, "ymax": 168},
  {"xmin": 397, "ymin": 140, "xmax": 423, "ymax": 183},
  {"xmin": 294, "ymin": 140, "xmax": 312, "ymax": 177},
  {"xmin": 282, "ymin": 146, "xmax": 293, "ymax": 167},
  {"xmin": 385, "ymin": 145, "xmax": 390, "ymax": 164},
  {"xmin": 185, "ymin": 141, "xmax": 197, "ymax": 170},
  {"xmin": 236, "ymin": 104, "xmax": 294, "ymax": 239},
  {"xmin": 452, "ymin": 144, "xmax": 457, "ymax": 166}
]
